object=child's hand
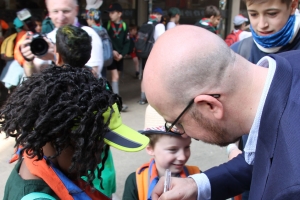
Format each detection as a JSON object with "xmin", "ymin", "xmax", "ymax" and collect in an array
[{"xmin": 113, "ymin": 50, "xmax": 119, "ymax": 61}]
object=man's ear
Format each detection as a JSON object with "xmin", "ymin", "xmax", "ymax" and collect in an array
[
  {"xmin": 194, "ymin": 94, "xmax": 224, "ymax": 120},
  {"xmin": 145, "ymin": 145, "xmax": 155, "ymax": 156},
  {"xmin": 290, "ymin": 0, "xmax": 298, "ymax": 15}
]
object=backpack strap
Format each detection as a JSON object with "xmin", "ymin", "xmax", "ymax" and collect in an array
[
  {"xmin": 237, "ymin": 36, "xmax": 253, "ymax": 60},
  {"xmin": 107, "ymin": 20, "xmax": 111, "ymax": 31},
  {"xmin": 122, "ymin": 21, "xmax": 126, "ymax": 31}
]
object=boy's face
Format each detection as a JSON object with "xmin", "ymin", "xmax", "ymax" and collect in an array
[
  {"xmin": 146, "ymin": 135, "xmax": 191, "ymax": 176},
  {"xmin": 109, "ymin": 11, "xmax": 122, "ymax": 22},
  {"xmin": 86, "ymin": 18, "xmax": 93, "ymax": 26},
  {"xmin": 210, "ymin": 15, "xmax": 221, "ymax": 27},
  {"xmin": 35, "ymin": 21, "xmax": 42, "ymax": 33},
  {"xmin": 246, "ymin": 0, "xmax": 297, "ymax": 36},
  {"xmin": 130, "ymin": 28, "xmax": 137, "ymax": 36}
]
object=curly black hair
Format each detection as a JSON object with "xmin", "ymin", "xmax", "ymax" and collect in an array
[
  {"xmin": 0, "ymin": 65, "xmax": 120, "ymax": 188},
  {"xmin": 56, "ymin": 25, "xmax": 92, "ymax": 67}
]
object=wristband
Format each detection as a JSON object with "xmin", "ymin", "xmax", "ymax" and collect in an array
[{"xmin": 226, "ymin": 143, "xmax": 238, "ymax": 156}]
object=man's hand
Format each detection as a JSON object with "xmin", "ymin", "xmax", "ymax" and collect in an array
[
  {"xmin": 113, "ymin": 50, "xmax": 119, "ymax": 61},
  {"xmin": 152, "ymin": 177, "xmax": 198, "ymax": 200}
]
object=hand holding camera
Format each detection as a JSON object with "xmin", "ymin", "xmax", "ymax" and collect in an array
[{"xmin": 18, "ymin": 9, "xmax": 55, "ymax": 61}]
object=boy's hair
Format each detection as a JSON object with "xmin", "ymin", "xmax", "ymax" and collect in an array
[
  {"xmin": 56, "ymin": 25, "xmax": 91, "ymax": 67},
  {"xmin": 0, "ymin": 66, "xmax": 119, "ymax": 188},
  {"xmin": 243, "ymin": 0, "xmax": 292, "ymax": 7},
  {"xmin": 168, "ymin": 7, "xmax": 181, "ymax": 18},
  {"xmin": 32, "ymin": 15, "xmax": 43, "ymax": 23},
  {"xmin": 146, "ymin": 133, "xmax": 171, "ymax": 148},
  {"xmin": 234, "ymin": 24, "xmax": 243, "ymax": 30},
  {"xmin": 204, "ymin": 5, "xmax": 220, "ymax": 18},
  {"xmin": 129, "ymin": 24, "xmax": 137, "ymax": 32}
]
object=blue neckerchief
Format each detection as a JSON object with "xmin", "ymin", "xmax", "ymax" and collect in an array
[
  {"xmin": 251, "ymin": 14, "xmax": 295, "ymax": 48},
  {"xmin": 147, "ymin": 159, "xmax": 159, "ymax": 200},
  {"xmin": 146, "ymin": 159, "xmax": 190, "ymax": 200}
]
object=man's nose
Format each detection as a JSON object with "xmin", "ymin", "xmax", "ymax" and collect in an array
[{"xmin": 258, "ymin": 16, "xmax": 268, "ymax": 29}]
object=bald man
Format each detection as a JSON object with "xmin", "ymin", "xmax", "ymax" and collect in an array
[{"xmin": 144, "ymin": 25, "xmax": 300, "ymax": 200}]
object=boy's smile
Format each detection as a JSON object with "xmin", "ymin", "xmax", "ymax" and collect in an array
[{"xmin": 146, "ymin": 135, "xmax": 191, "ymax": 177}]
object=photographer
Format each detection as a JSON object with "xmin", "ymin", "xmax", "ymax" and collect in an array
[{"xmin": 18, "ymin": 0, "xmax": 103, "ymax": 77}]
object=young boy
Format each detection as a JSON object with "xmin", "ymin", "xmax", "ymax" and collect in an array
[
  {"xmin": 167, "ymin": 7, "xmax": 181, "ymax": 30},
  {"xmin": 194, "ymin": 5, "xmax": 221, "ymax": 34},
  {"xmin": 2, "ymin": 25, "xmax": 149, "ymax": 200},
  {"xmin": 138, "ymin": 7, "xmax": 165, "ymax": 105},
  {"xmin": 123, "ymin": 126, "xmax": 200, "ymax": 200},
  {"xmin": 128, "ymin": 24, "xmax": 139, "ymax": 78},
  {"xmin": 105, "ymin": 3, "xmax": 130, "ymax": 111}
]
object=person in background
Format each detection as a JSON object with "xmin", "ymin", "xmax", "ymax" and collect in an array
[
  {"xmin": 104, "ymin": 3, "xmax": 130, "ymax": 112},
  {"xmin": 128, "ymin": 24, "xmax": 139, "ymax": 78},
  {"xmin": 138, "ymin": 7, "xmax": 165, "ymax": 105},
  {"xmin": 167, "ymin": 7, "xmax": 181, "ymax": 30},
  {"xmin": 224, "ymin": 14, "xmax": 252, "ymax": 47},
  {"xmin": 194, "ymin": 5, "xmax": 221, "ymax": 34}
]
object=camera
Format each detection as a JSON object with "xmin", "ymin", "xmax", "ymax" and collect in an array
[{"xmin": 17, "ymin": 9, "xmax": 49, "ymax": 56}]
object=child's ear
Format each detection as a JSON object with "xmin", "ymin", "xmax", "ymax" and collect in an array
[
  {"xmin": 146, "ymin": 145, "xmax": 155, "ymax": 156},
  {"xmin": 55, "ymin": 52, "xmax": 63, "ymax": 66},
  {"xmin": 290, "ymin": 0, "xmax": 298, "ymax": 15}
]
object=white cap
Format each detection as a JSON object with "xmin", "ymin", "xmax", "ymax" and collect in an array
[
  {"xmin": 233, "ymin": 15, "xmax": 248, "ymax": 26},
  {"xmin": 86, "ymin": 0, "xmax": 103, "ymax": 10}
]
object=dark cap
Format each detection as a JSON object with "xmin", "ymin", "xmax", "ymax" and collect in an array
[
  {"xmin": 152, "ymin": 7, "xmax": 163, "ymax": 15},
  {"xmin": 168, "ymin": 7, "xmax": 181, "ymax": 17},
  {"xmin": 141, "ymin": 126, "xmax": 181, "ymax": 137},
  {"xmin": 107, "ymin": 3, "xmax": 123, "ymax": 12}
]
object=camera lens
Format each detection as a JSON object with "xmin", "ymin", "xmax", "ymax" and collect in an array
[{"xmin": 30, "ymin": 35, "xmax": 48, "ymax": 56}]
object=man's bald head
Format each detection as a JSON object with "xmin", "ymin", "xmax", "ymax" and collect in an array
[{"xmin": 144, "ymin": 25, "xmax": 236, "ymax": 107}]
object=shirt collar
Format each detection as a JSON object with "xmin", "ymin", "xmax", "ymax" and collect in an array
[{"xmin": 244, "ymin": 56, "xmax": 276, "ymax": 165}]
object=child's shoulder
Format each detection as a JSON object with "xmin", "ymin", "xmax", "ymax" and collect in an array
[{"xmin": 185, "ymin": 165, "xmax": 201, "ymax": 175}]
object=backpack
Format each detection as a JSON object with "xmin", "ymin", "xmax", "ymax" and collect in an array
[
  {"xmin": 134, "ymin": 22, "xmax": 157, "ymax": 59},
  {"xmin": 0, "ymin": 33, "xmax": 17, "ymax": 60},
  {"xmin": 225, "ymin": 30, "xmax": 243, "ymax": 47},
  {"xmin": 41, "ymin": 17, "xmax": 55, "ymax": 34},
  {"xmin": 93, "ymin": 27, "xmax": 113, "ymax": 67}
]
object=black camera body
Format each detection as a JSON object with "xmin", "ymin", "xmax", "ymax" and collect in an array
[
  {"xmin": 30, "ymin": 34, "xmax": 49, "ymax": 56},
  {"xmin": 17, "ymin": 8, "xmax": 49, "ymax": 56}
]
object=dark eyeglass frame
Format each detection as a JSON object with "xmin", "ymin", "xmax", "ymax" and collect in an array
[{"xmin": 165, "ymin": 94, "xmax": 221, "ymax": 135}]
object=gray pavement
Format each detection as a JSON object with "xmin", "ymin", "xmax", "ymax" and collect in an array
[{"xmin": 0, "ymin": 59, "xmax": 228, "ymax": 199}]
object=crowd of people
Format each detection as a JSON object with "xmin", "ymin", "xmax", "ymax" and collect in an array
[{"xmin": 1, "ymin": 0, "xmax": 300, "ymax": 199}]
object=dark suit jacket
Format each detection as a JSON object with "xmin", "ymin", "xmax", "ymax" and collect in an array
[{"xmin": 204, "ymin": 51, "xmax": 300, "ymax": 200}]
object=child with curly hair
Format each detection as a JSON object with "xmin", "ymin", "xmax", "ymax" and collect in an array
[{"xmin": 1, "ymin": 25, "xmax": 149, "ymax": 200}]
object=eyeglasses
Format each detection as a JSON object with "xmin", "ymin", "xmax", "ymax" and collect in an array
[{"xmin": 165, "ymin": 94, "xmax": 221, "ymax": 135}]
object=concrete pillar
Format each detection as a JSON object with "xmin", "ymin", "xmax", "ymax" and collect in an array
[
  {"xmin": 229, "ymin": 0, "xmax": 241, "ymax": 31},
  {"xmin": 137, "ymin": 0, "xmax": 148, "ymax": 26}
]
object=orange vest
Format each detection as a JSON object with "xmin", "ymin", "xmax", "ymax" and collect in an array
[
  {"xmin": 136, "ymin": 159, "xmax": 200, "ymax": 200},
  {"xmin": 18, "ymin": 152, "xmax": 110, "ymax": 200}
]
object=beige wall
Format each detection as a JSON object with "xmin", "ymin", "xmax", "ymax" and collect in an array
[
  {"xmin": 137, "ymin": 0, "xmax": 148, "ymax": 26},
  {"xmin": 229, "ymin": 0, "xmax": 241, "ymax": 31}
]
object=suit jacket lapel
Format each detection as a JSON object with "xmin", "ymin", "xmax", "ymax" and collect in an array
[{"xmin": 249, "ymin": 54, "xmax": 292, "ymax": 199}]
